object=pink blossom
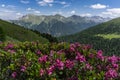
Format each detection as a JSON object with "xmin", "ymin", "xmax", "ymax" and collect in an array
[
  {"xmin": 65, "ymin": 60, "xmax": 74, "ymax": 69},
  {"xmin": 105, "ymin": 69, "xmax": 118, "ymax": 79},
  {"xmin": 55, "ymin": 59, "xmax": 64, "ymax": 70},
  {"xmin": 7, "ymin": 43, "xmax": 14, "ymax": 49},
  {"xmin": 50, "ymin": 50, "xmax": 55, "ymax": 57},
  {"xmin": 47, "ymin": 65, "xmax": 55, "ymax": 75},
  {"xmin": 57, "ymin": 50, "xmax": 64, "ymax": 54},
  {"xmin": 96, "ymin": 50, "xmax": 104, "ymax": 61},
  {"xmin": 69, "ymin": 44, "xmax": 76, "ymax": 52},
  {"xmin": 8, "ymin": 49, "xmax": 15, "ymax": 54},
  {"xmin": 75, "ymin": 53, "xmax": 86, "ymax": 63},
  {"xmin": 38, "ymin": 55, "xmax": 48, "ymax": 63},
  {"xmin": 108, "ymin": 55, "xmax": 118, "ymax": 64},
  {"xmin": 4, "ymin": 43, "xmax": 14, "ymax": 51},
  {"xmin": 11, "ymin": 72, "xmax": 17, "ymax": 78},
  {"xmin": 74, "ymin": 42, "xmax": 81, "ymax": 47},
  {"xmin": 118, "ymin": 57, "xmax": 120, "ymax": 61},
  {"xmin": 85, "ymin": 63, "xmax": 93, "ymax": 70},
  {"xmin": 83, "ymin": 44, "xmax": 92, "ymax": 50},
  {"xmin": 40, "ymin": 69, "xmax": 45, "ymax": 76},
  {"xmin": 112, "ymin": 63, "xmax": 119, "ymax": 69},
  {"xmin": 20, "ymin": 66, "xmax": 26, "ymax": 72},
  {"xmin": 36, "ymin": 50, "xmax": 42, "ymax": 55}
]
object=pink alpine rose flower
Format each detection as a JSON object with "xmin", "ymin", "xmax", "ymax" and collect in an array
[
  {"xmin": 96, "ymin": 50, "xmax": 104, "ymax": 61},
  {"xmin": 20, "ymin": 66, "xmax": 26, "ymax": 72},
  {"xmin": 11, "ymin": 72, "xmax": 17, "ymax": 78},
  {"xmin": 108, "ymin": 55, "xmax": 118, "ymax": 64},
  {"xmin": 75, "ymin": 53, "xmax": 86, "ymax": 63},
  {"xmin": 40, "ymin": 69, "xmax": 45, "ymax": 76},
  {"xmin": 47, "ymin": 65, "xmax": 55, "ymax": 75},
  {"xmin": 38, "ymin": 55, "xmax": 48, "ymax": 63},
  {"xmin": 55, "ymin": 59, "xmax": 64, "ymax": 70},
  {"xmin": 65, "ymin": 60, "xmax": 74, "ymax": 69},
  {"xmin": 36, "ymin": 50, "xmax": 42, "ymax": 55},
  {"xmin": 105, "ymin": 69, "xmax": 118, "ymax": 79}
]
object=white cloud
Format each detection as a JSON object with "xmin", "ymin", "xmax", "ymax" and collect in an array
[
  {"xmin": 38, "ymin": 1, "xmax": 47, "ymax": 6},
  {"xmin": 37, "ymin": 0, "xmax": 69, "ymax": 7},
  {"xmin": 48, "ymin": 4, "xmax": 53, "ymax": 7},
  {"xmin": 100, "ymin": 8, "xmax": 120, "ymax": 18},
  {"xmin": 63, "ymin": 4, "xmax": 70, "ymax": 8},
  {"xmin": 60, "ymin": 2, "xmax": 66, "ymax": 5},
  {"xmin": 0, "ymin": 4, "xmax": 21, "ymax": 20},
  {"xmin": 26, "ymin": 8, "xmax": 35, "ymax": 11},
  {"xmin": 38, "ymin": 0, "xmax": 54, "ymax": 6},
  {"xmin": 1, "ymin": 4, "xmax": 5, "ymax": 7},
  {"xmin": 16, "ymin": 12, "xmax": 22, "ymax": 16},
  {"xmin": 20, "ymin": 0, "xmax": 30, "ymax": 4},
  {"xmin": 71, "ymin": 10, "xmax": 75, "ymax": 14},
  {"xmin": 0, "ymin": 8, "xmax": 23, "ymax": 20},
  {"xmin": 80, "ymin": 13, "xmax": 92, "ymax": 17},
  {"xmin": 90, "ymin": 4, "xmax": 108, "ymax": 9},
  {"xmin": 26, "ymin": 7, "xmax": 41, "ymax": 15},
  {"xmin": 107, "ymin": 8, "xmax": 120, "ymax": 14},
  {"xmin": 34, "ymin": 11, "xmax": 40, "ymax": 14},
  {"xmin": 1, "ymin": 4, "xmax": 16, "ymax": 9},
  {"xmin": 43, "ymin": 0, "xmax": 54, "ymax": 3}
]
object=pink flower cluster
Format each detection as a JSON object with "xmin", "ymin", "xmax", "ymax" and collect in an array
[
  {"xmin": 1, "ymin": 42, "xmax": 120, "ymax": 79},
  {"xmin": 38, "ymin": 55, "xmax": 48, "ymax": 63},
  {"xmin": 97, "ymin": 50, "xmax": 104, "ymax": 61},
  {"xmin": 20, "ymin": 66, "xmax": 26, "ymax": 72},
  {"xmin": 65, "ymin": 60, "xmax": 74, "ymax": 70},
  {"xmin": 105, "ymin": 69, "xmax": 118, "ymax": 80},
  {"xmin": 75, "ymin": 52, "xmax": 86, "ymax": 63},
  {"xmin": 11, "ymin": 72, "xmax": 17, "ymax": 78},
  {"xmin": 55, "ymin": 59, "xmax": 64, "ymax": 70},
  {"xmin": 4, "ymin": 43, "xmax": 16, "ymax": 53}
]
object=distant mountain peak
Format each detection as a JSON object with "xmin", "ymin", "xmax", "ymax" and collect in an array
[
  {"xmin": 54, "ymin": 14, "xmax": 62, "ymax": 17},
  {"xmin": 11, "ymin": 14, "xmax": 111, "ymax": 37}
]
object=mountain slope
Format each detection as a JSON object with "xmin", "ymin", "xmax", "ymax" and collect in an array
[
  {"xmin": 11, "ymin": 14, "xmax": 110, "ymax": 37},
  {"xmin": 0, "ymin": 19, "xmax": 48, "ymax": 43},
  {"xmin": 59, "ymin": 17, "xmax": 120, "ymax": 55},
  {"xmin": 0, "ymin": 27, "xmax": 5, "ymax": 41}
]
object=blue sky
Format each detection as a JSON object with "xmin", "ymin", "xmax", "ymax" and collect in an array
[{"xmin": 0, "ymin": 0, "xmax": 120, "ymax": 20}]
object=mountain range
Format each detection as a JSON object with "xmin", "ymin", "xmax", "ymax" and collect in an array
[{"xmin": 11, "ymin": 14, "xmax": 111, "ymax": 37}]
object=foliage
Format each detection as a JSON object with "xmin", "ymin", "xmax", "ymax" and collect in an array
[
  {"xmin": 0, "ymin": 42, "xmax": 120, "ymax": 80},
  {"xmin": 32, "ymin": 30, "xmax": 58, "ymax": 43}
]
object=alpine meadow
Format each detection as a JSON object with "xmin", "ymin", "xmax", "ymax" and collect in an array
[{"xmin": 0, "ymin": 0, "xmax": 120, "ymax": 80}]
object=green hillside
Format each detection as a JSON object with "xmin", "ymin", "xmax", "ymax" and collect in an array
[
  {"xmin": 0, "ymin": 19, "xmax": 48, "ymax": 43},
  {"xmin": 0, "ymin": 27, "xmax": 5, "ymax": 41},
  {"xmin": 59, "ymin": 17, "xmax": 120, "ymax": 56}
]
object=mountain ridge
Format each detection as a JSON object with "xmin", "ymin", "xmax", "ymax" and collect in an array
[{"xmin": 11, "ymin": 14, "xmax": 111, "ymax": 37}]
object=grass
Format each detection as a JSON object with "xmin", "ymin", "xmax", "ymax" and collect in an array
[
  {"xmin": 0, "ymin": 19, "xmax": 48, "ymax": 43},
  {"xmin": 96, "ymin": 34, "xmax": 120, "ymax": 40}
]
